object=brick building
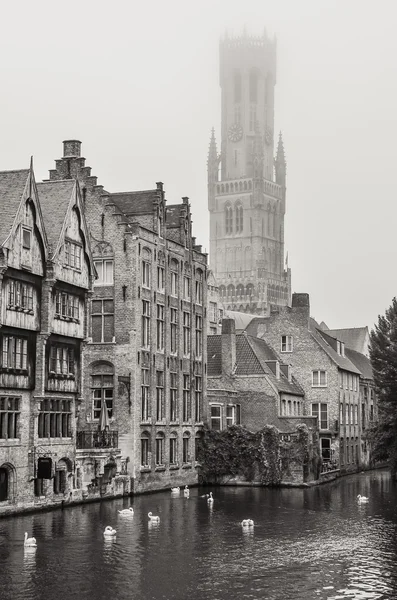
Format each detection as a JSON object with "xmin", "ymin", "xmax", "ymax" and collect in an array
[
  {"xmin": 245, "ymin": 293, "xmax": 363, "ymax": 472},
  {"xmin": 46, "ymin": 141, "xmax": 208, "ymax": 494},
  {"xmin": 0, "ymin": 163, "xmax": 94, "ymax": 515},
  {"xmin": 207, "ymin": 270, "xmax": 224, "ymax": 335}
]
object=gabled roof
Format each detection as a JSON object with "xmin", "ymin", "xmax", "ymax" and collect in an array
[
  {"xmin": 36, "ymin": 180, "xmax": 75, "ymax": 254},
  {"xmin": 310, "ymin": 319, "xmax": 361, "ymax": 374},
  {"xmin": 345, "ymin": 347, "xmax": 373, "ymax": 380},
  {"xmin": 207, "ymin": 333, "xmax": 304, "ymax": 396},
  {"xmin": 326, "ymin": 327, "xmax": 369, "ymax": 356},
  {"xmin": 0, "ymin": 169, "xmax": 30, "ymax": 246},
  {"xmin": 225, "ymin": 310, "xmax": 258, "ymax": 332},
  {"xmin": 166, "ymin": 204, "xmax": 184, "ymax": 227},
  {"xmin": 108, "ymin": 190, "xmax": 158, "ymax": 217}
]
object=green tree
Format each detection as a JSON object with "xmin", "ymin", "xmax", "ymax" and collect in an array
[{"xmin": 369, "ymin": 297, "xmax": 397, "ymax": 476}]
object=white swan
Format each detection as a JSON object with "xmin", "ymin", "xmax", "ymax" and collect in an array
[
  {"xmin": 357, "ymin": 494, "xmax": 369, "ymax": 503},
  {"xmin": 241, "ymin": 519, "xmax": 254, "ymax": 527},
  {"xmin": 24, "ymin": 532, "xmax": 37, "ymax": 547},
  {"xmin": 207, "ymin": 492, "xmax": 214, "ymax": 504},
  {"xmin": 103, "ymin": 526, "xmax": 117, "ymax": 537},
  {"xmin": 183, "ymin": 485, "xmax": 190, "ymax": 497},
  {"xmin": 148, "ymin": 512, "xmax": 160, "ymax": 522},
  {"xmin": 118, "ymin": 507, "xmax": 134, "ymax": 515},
  {"xmin": 171, "ymin": 487, "xmax": 180, "ymax": 494}
]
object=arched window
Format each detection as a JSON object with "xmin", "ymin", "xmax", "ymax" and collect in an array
[
  {"xmin": 249, "ymin": 69, "xmax": 258, "ymax": 103},
  {"xmin": 235, "ymin": 204, "xmax": 243, "ymax": 233},
  {"xmin": 227, "ymin": 284, "xmax": 235, "ymax": 297},
  {"xmin": 246, "ymin": 284, "xmax": 254, "ymax": 297},
  {"xmin": 183, "ymin": 431, "xmax": 191, "ymax": 464},
  {"xmin": 169, "ymin": 432, "xmax": 178, "ymax": 466},
  {"xmin": 195, "ymin": 431, "xmax": 204, "ymax": 463},
  {"xmin": 141, "ymin": 431, "xmax": 150, "ymax": 467},
  {"xmin": 243, "ymin": 181, "xmax": 247, "ymax": 191},
  {"xmin": 225, "ymin": 204, "xmax": 233, "ymax": 234},
  {"xmin": 155, "ymin": 432, "xmax": 165, "ymax": 466},
  {"xmin": 91, "ymin": 361, "xmax": 114, "ymax": 421},
  {"xmin": 234, "ymin": 70, "xmax": 242, "ymax": 103},
  {"xmin": 236, "ymin": 284, "xmax": 244, "ymax": 298},
  {"xmin": 141, "ymin": 247, "xmax": 152, "ymax": 288},
  {"xmin": 219, "ymin": 285, "xmax": 226, "ymax": 298},
  {"xmin": 170, "ymin": 258, "xmax": 179, "ymax": 296}
]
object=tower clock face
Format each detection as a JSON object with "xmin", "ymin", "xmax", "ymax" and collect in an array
[{"xmin": 228, "ymin": 123, "xmax": 243, "ymax": 143}]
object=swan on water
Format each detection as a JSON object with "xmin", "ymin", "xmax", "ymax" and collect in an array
[
  {"xmin": 207, "ymin": 492, "xmax": 214, "ymax": 504},
  {"xmin": 184, "ymin": 485, "xmax": 190, "ymax": 497},
  {"xmin": 171, "ymin": 487, "xmax": 180, "ymax": 494},
  {"xmin": 118, "ymin": 507, "xmax": 134, "ymax": 515},
  {"xmin": 24, "ymin": 532, "xmax": 37, "ymax": 547},
  {"xmin": 103, "ymin": 526, "xmax": 117, "ymax": 536},
  {"xmin": 357, "ymin": 494, "xmax": 369, "ymax": 503},
  {"xmin": 241, "ymin": 519, "xmax": 254, "ymax": 527},
  {"xmin": 148, "ymin": 512, "xmax": 160, "ymax": 522}
]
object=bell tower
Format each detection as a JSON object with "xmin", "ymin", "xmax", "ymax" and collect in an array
[{"xmin": 208, "ymin": 30, "xmax": 291, "ymax": 314}]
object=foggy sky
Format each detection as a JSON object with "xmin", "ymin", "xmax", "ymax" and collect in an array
[{"xmin": 1, "ymin": 0, "xmax": 396, "ymax": 330}]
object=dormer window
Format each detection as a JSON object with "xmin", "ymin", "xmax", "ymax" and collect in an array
[
  {"xmin": 65, "ymin": 240, "xmax": 81, "ymax": 270},
  {"xmin": 22, "ymin": 228, "xmax": 31, "ymax": 250},
  {"xmin": 337, "ymin": 341, "xmax": 345, "ymax": 357}
]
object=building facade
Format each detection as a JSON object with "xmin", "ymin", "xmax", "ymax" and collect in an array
[
  {"xmin": 208, "ymin": 31, "xmax": 291, "ymax": 314},
  {"xmin": 46, "ymin": 141, "xmax": 208, "ymax": 494},
  {"xmin": 0, "ymin": 164, "xmax": 94, "ymax": 515}
]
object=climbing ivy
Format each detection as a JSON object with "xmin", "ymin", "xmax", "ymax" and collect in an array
[{"xmin": 198, "ymin": 423, "xmax": 317, "ymax": 486}]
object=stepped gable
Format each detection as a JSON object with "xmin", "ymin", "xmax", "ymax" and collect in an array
[
  {"xmin": 36, "ymin": 179, "xmax": 76, "ymax": 254},
  {"xmin": 0, "ymin": 169, "xmax": 30, "ymax": 245}
]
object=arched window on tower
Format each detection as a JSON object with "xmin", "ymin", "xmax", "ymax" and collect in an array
[
  {"xmin": 225, "ymin": 204, "xmax": 233, "ymax": 234},
  {"xmin": 249, "ymin": 69, "xmax": 258, "ymax": 103},
  {"xmin": 234, "ymin": 70, "xmax": 242, "ymax": 103},
  {"xmin": 235, "ymin": 203, "xmax": 243, "ymax": 234}
]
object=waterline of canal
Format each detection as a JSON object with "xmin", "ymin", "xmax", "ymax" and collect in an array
[{"xmin": 1, "ymin": 469, "xmax": 397, "ymax": 600}]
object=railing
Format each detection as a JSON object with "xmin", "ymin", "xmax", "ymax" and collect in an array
[
  {"xmin": 76, "ymin": 430, "xmax": 118, "ymax": 450},
  {"xmin": 321, "ymin": 460, "xmax": 339, "ymax": 474}
]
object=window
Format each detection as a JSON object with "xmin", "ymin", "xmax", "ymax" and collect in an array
[
  {"xmin": 341, "ymin": 342, "xmax": 345, "ymax": 357},
  {"xmin": 49, "ymin": 344, "xmax": 74, "ymax": 376},
  {"xmin": 321, "ymin": 438, "xmax": 331, "ymax": 462},
  {"xmin": 156, "ymin": 304, "xmax": 164, "ymax": 351},
  {"xmin": 210, "ymin": 405, "xmax": 221, "ymax": 431},
  {"xmin": 170, "ymin": 371, "xmax": 178, "ymax": 421},
  {"xmin": 94, "ymin": 259, "xmax": 114, "ymax": 285},
  {"xmin": 226, "ymin": 404, "xmax": 241, "ymax": 427},
  {"xmin": 141, "ymin": 367, "xmax": 150, "ymax": 421},
  {"xmin": 354, "ymin": 404, "xmax": 358, "ymax": 425},
  {"xmin": 183, "ymin": 312, "xmax": 190, "ymax": 355},
  {"xmin": 183, "ymin": 374, "xmax": 191, "ymax": 422},
  {"xmin": 156, "ymin": 371, "xmax": 165, "ymax": 421},
  {"xmin": 339, "ymin": 372, "xmax": 343, "ymax": 389},
  {"xmin": 141, "ymin": 300, "xmax": 150, "ymax": 348},
  {"xmin": 141, "ymin": 433, "xmax": 150, "ymax": 467},
  {"xmin": 350, "ymin": 374, "xmax": 353, "ymax": 391},
  {"xmin": 195, "ymin": 375, "xmax": 202, "ymax": 422},
  {"xmin": 170, "ymin": 261, "xmax": 178, "ymax": 296},
  {"xmin": 170, "ymin": 308, "xmax": 178, "ymax": 354},
  {"xmin": 7, "ymin": 280, "xmax": 34, "ymax": 312},
  {"xmin": 209, "ymin": 301, "xmax": 217, "ymax": 323},
  {"xmin": 312, "ymin": 370, "xmax": 327, "ymax": 387},
  {"xmin": 169, "ymin": 435, "xmax": 178, "ymax": 465},
  {"xmin": 155, "ymin": 433, "xmax": 165, "ymax": 466},
  {"xmin": 38, "ymin": 398, "xmax": 71, "ymax": 438},
  {"xmin": 0, "ymin": 396, "xmax": 20, "ymax": 439},
  {"xmin": 340, "ymin": 402, "xmax": 344, "ymax": 425},
  {"xmin": 65, "ymin": 240, "xmax": 81, "ymax": 270},
  {"xmin": 312, "ymin": 403, "xmax": 328, "ymax": 430},
  {"xmin": 354, "ymin": 376, "xmax": 357, "ymax": 392},
  {"xmin": 195, "ymin": 271, "xmax": 203, "ymax": 304},
  {"xmin": 142, "ymin": 260, "xmax": 151, "ymax": 288},
  {"xmin": 157, "ymin": 266, "xmax": 165, "ymax": 292},
  {"xmin": 235, "ymin": 204, "xmax": 243, "ymax": 233},
  {"xmin": 225, "ymin": 205, "xmax": 233, "ymax": 234},
  {"xmin": 92, "ymin": 299, "xmax": 114, "ymax": 343},
  {"xmin": 2, "ymin": 335, "xmax": 27, "ymax": 370},
  {"xmin": 183, "ymin": 276, "xmax": 191, "ymax": 300},
  {"xmin": 91, "ymin": 372, "xmax": 113, "ymax": 420},
  {"xmin": 281, "ymin": 335, "xmax": 293, "ymax": 353},
  {"xmin": 55, "ymin": 291, "xmax": 79, "ymax": 321},
  {"xmin": 183, "ymin": 432, "xmax": 191, "ymax": 463},
  {"xmin": 345, "ymin": 403, "xmax": 349, "ymax": 425},
  {"xmin": 195, "ymin": 315, "xmax": 202, "ymax": 357},
  {"xmin": 22, "ymin": 227, "xmax": 31, "ymax": 250}
]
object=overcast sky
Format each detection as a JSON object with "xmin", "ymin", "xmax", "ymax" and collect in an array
[{"xmin": 0, "ymin": 0, "xmax": 396, "ymax": 330}]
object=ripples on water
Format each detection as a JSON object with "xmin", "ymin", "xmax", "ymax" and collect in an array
[{"xmin": 1, "ymin": 469, "xmax": 397, "ymax": 600}]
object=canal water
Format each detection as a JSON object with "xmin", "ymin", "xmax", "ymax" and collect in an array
[{"xmin": 1, "ymin": 469, "xmax": 397, "ymax": 600}]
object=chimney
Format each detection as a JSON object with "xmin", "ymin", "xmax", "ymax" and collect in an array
[
  {"xmin": 63, "ymin": 140, "xmax": 82, "ymax": 158},
  {"xmin": 291, "ymin": 293, "xmax": 310, "ymax": 326},
  {"xmin": 221, "ymin": 318, "xmax": 236, "ymax": 376},
  {"xmin": 156, "ymin": 182, "xmax": 164, "ymax": 192},
  {"xmin": 280, "ymin": 364, "xmax": 292, "ymax": 382}
]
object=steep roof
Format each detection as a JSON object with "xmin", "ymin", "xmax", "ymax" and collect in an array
[
  {"xmin": 0, "ymin": 169, "xmax": 29, "ymax": 245},
  {"xmin": 166, "ymin": 204, "xmax": 184, "ymax": 227},
  {"xmin": 326, "ymin": 327, "xmax": 369, "ymax": 356},
  {"xmin": 36, "ymin": 180, "xmax": 75, "ymax": 254},
  {"xmin": 207, "ymin": 335, "xmax": 222, "ymax": 376},
  {"xmin": 108, "ymin": 190, "xmax": 158, "ymax": 216},
  {"xmin": 225, "ymin": 310, "xmax": 258, "ymax": 332},
  {"xmin": 311, "ymin": 319, "xmax": 361, "ymax": 374},
  {"xmin": 235, "ymin": 334, "xmax": 264, "ymax": 375},
  {"xmin": 345, "ymin": 347, "xmax": 373, "ymax": 380}
]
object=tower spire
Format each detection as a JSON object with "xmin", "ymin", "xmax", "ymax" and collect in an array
[
  {"xmin": 275, "ymin": 131, "xmax": 286, "ymax": 188},
  {"xmin": 207, "ymin": 128, "xmax": 220, "ymax": 211}
]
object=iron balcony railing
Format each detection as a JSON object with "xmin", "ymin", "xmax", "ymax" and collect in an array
[{"xmin": 76, "ymin": 430, "xmax": 118, "ymax": 450}]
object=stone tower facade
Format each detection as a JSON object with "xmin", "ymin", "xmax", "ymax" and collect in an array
[{"xmin": 208, "ymin": 31, "xmax": 291, "ymax": 314}]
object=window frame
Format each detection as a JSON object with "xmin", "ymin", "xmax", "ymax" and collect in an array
[
  {"xmin": 281, "ymin": 335, "xmax": 293, "ymax": 353},
  {"xmin": 312, "ymin": 370, "xmax": 327, "ymax": 388},
  {"xmin": 93, "ymin": 259, "xmax": 114, "ymax": 286}
]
